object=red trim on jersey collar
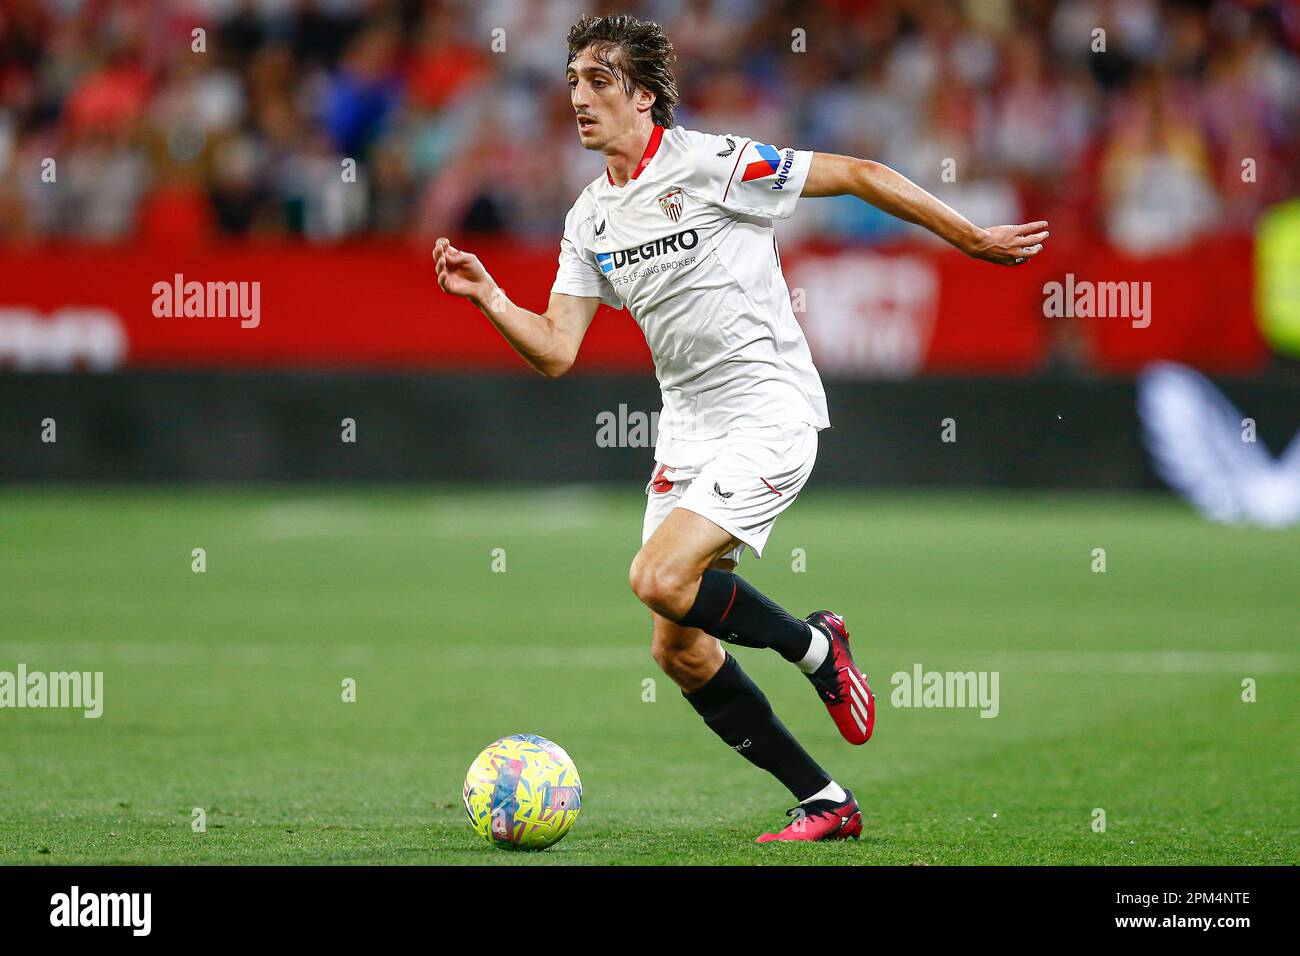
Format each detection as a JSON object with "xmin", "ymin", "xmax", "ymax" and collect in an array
[{"xmin": 606, "ymin": 124, "xmax": 665, "ymax": 186}]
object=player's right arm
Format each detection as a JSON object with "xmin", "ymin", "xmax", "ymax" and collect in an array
[{"xmin": 434, "ymin": 237, "xmax": 600, "ymax": 379}]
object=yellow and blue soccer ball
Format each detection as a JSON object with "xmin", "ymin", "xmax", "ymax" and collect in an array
[{"xmin": 463, "ymin": 734, "xmax": 582, "ymax": 850}]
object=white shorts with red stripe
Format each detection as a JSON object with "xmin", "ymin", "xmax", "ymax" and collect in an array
[{"xmin": 641, "ymin": 423, "xmax": 819, "ymax": 563}]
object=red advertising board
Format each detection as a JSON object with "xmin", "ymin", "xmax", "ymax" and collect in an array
[{"xmin": 0, "ymin": 236, "xmax": 1267, "ymax": 375}]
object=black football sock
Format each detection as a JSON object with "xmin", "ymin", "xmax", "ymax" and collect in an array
[
  {"xmin": 678, "ymin": 569, "xmax": 813, "ymax": 664},
  {"xmin": 684, "ymin": 652, "xmax": 830, "ymax": 801}
]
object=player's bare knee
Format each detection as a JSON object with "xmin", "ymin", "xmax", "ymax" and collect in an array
[
  {"xmin": 628, "ymin": 555, "xmax": 693, "ymax": 619},
  {"xmin": 627, "ymin": 553, "xmax": 654, "ymax": 606}
]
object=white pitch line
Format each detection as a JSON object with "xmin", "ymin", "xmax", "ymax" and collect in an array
[
  {"xmin": 0, "ymin": 644, "xmax": 1294, "ymax": 673},
  {"xmin": 964, "ymin": 650, "xmax": 1297, "ymax": 674}
]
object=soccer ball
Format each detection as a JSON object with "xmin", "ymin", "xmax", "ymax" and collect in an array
[{"xmin": 462, "ymin": 734, "xmax": 582, "ymax": 850}]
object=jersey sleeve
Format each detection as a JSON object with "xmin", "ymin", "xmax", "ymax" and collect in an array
[
  {"xmin": 550, "ymin": 205, "xmax": 622, "ymax": 309},
  {"xmin": 677, "ymin": 130, "xmax": 813, "ymax": 221}
]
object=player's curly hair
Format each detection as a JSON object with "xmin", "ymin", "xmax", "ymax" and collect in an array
[{"xmin": 566, "ymin": 14, "xmax": 679, "ymax": 128}]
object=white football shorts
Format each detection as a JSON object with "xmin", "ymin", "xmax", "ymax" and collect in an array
[{"xmin": 641, "ymin": 423, "xmax": 819, "ymax": 564}]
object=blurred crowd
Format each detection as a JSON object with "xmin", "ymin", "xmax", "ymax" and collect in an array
[{"xmin": 0, "ymin": 0, "xmax": 1297, "ymax": 253}]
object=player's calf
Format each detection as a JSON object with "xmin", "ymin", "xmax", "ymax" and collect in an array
[
  {"xmin": 649, "ymin": 614, "xmax": 724, "ymax": 692},
  {"xmin": 683, "ymin": 651, "xmax": 835, "ymax": 802}
]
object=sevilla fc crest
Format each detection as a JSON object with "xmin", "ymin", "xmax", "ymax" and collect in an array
[{"xmin": 657, "ymin": 188, "xmax": 684, "ymax": 223}]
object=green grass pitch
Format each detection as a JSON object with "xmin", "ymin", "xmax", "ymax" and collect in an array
[{"xmin": 0, "ymin": 485, "xmax": 1295, "ymax": 865}]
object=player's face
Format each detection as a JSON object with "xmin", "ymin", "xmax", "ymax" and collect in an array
[{"xmin": 566, "ymin": 48, "xmax": 643, "ymax": 150}]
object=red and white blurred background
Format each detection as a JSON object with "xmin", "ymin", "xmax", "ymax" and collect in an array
[
  {"xmin": 1, "ymin": 0, "xmax": 1298, "ymax": 500},
  {"xmin": 1, "ymin": 0, "xmax": 1297, "ymax": 377}
]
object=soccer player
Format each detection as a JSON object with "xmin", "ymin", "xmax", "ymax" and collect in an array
[{"xmin": 434, "ymin": 14, "xmax": 1048, "ymax": 842}]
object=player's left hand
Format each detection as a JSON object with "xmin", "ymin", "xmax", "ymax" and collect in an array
[{"xmin": 967, "ymin": 221, "xmax": 1049, "ymax": 266}]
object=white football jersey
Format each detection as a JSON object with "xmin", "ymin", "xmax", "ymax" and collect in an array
[{"xmin": 551, "ymin": 125, "xmax": 830, "ymax": 463}]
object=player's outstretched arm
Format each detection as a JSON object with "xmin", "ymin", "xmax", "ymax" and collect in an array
[
  {"xmin": 434, "ymin": 237, "xmax": 600, "ymax": 378},
  {"xmin": 801, "ymin": 153, "xmax": 1049, "ymax": 266}
]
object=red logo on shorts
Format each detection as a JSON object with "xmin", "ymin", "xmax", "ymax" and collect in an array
[{"xmin": 650, "ymin": 464, "xmax": 676, "ymax": 494}]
